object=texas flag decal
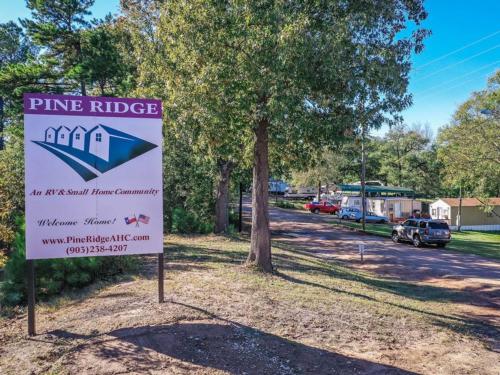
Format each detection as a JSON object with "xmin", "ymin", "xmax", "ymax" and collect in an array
[{"xmin": 125, "ymin": 216, "xmax": 137, "ymax": 225}]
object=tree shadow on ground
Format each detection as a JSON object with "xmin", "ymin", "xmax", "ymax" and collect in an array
[
  {"xmin": 271, "ymin": 241, "xmax": 500, "ymax": 308},
  {"xmin": 49, "ymin": 302, "xmax": 418, "ymax": 375},
  {"xmin": 163, "ymin": 236, "xmax": 499, "ymax": 346},
  {"xmin": 164, "ymin": 242, "xmax": 244, "ymax": 267},
  {"xmin": 165, "ymin": 237, "xmax": 493, "ymax": 308}
]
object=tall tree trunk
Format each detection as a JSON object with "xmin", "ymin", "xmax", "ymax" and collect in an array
[
  {"xmin": 317, "ymin": 180, "xmax": 321, "ymax": 201},
  {"xmin": 214, "ymin": 160, "xmax": 234, "ymax": 233},
  {"xmin": 247, "ymin": 116, "xmax": 272, "ymax": 272},
  {"xmin": 75, "ymin": 40, "xmax": 86, "ymax": 96},
  {"xmin": 80, "ymin": 80, "xmax": 87, "ymax": 96}
]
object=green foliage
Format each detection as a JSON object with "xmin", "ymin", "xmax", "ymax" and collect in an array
[
  {"xmin": 228, "ymin": 207, "xmax": 240, "ymax": 227},
  {"xmin": 21, "ymin": 0, "xmax": 95, "ymax": 94},
  {"xmin": 372, "ymin": 124, "xmax": 443, "ymax": 196},
  {"xmin": 274, "ymin": 200, "xmax": 296, "ymax": 210},
  {"xmin": 172, "ymin": 207, "xmax": 213, "ymax": 234},
  {"xmin": 123, "ymin": 0, "xmax": 428, "ymax": 258},
  {"xmin": 0, "ymin": 125, "xmax": 25, "ymax": 250},
  {"xmin": 0, "ymin": 21, "xmax": 37, "ymax": 66},
  {"xmin": 437, "ymin": 71, "xmax": 500, "ymax": 197},
  {"xmin": 0, "ymin": 3, "xmax": 139, "ymax": 251},
  {"xmin": 80, "ymin": 20, "xmax": 133, "ymax": 96},
  {"xmin": 141, "ymin": 0, "xmax": 427, "ymax": 169},
  {"xmin": 0, "ymin": 221, "xmax": 137, "ymax": 306}
]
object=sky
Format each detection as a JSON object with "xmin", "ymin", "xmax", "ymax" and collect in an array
[
  {"xmin": 1, "ymin": 0, "xmax": 499, "ymax": 137},
  {"xmin": 400, "ymin": 0, "xmax": 500, "ymax": 137}
]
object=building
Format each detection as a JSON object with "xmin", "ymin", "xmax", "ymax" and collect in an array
[
  {"xmin": 336, "ymin": 183, "xmax": 415, "ymax": 198},
  {"xmin": 87, "ymin": 125, "xmax": 110, "ymax": 161},
  {"xmin": 269, "ymin": 179, "xmax": 288, "ymax": 195},
  {"xmin": 337, "ymin": 184, "xmax": 421, "ymax": 222},
  {"xmin": 44, "ymin": 127, "xmax": 57, "ymax": 143},
  {"xmin": 341, "ymin": 196, "xmax": 421, "ymax": 221},
  {"xmin": 86, "ymin": 124, "xmax": 141, "ymax": 162},
  {"xmin": 56, "ymin": 126, "xmax": 71, "ymax": 146},
  {"xmin": 70, "ymin": 126, "xmax": 87, "ymax": 150},
  {"xmin": 430, "ymin": 198, "xmax": 500, "ymax": 231}
]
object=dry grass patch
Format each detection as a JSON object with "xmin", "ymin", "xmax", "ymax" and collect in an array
[{"xmin": 0, "ymin": 234, "xmax": 498, "ymax": 375}]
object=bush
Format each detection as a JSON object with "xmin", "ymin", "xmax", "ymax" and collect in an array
[
  {"xmin": 274, "ymin": 200, "xmax": 296, "ymax": 209},
  {"xmin": 228, "ymin": 207, "xmax": 240, "ymax": 227},
  {"xmin": 172, "ymin": 207, "xmax": 213, "ymax": 234},
  {"xmin": 0, "ymin": 223, "xmax": 137, "ymax": 306}
]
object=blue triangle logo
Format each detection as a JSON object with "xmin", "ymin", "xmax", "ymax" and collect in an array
[{"xmin": 33, "ymin": 124, "xmax": 158, "ymax": 181}]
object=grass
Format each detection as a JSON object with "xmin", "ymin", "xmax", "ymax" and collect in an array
[
  {"xmin": 164, "ymin": 235, "xmax": 487, "ymax": 326},
  {"xmin": 164, "ymin": 236, "xmax": 499, "ymax": 351},
  {"xmin": 271, "ymin": 199, "xmax": 309, "ymax": 210},
  {"xmin": 333, "ymin": 220, "xmax": 500, "ymax": 260},
  {"xmin": 448, "ymin": 231, "xmax": 500, "ymax": 259},
  {"xmin": 1, "ymin": 234, "xmax": 498, "ymax": 374}
]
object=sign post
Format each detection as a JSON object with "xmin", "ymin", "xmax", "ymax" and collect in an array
[
  {"xmin": 158, "ymin": 253, "xmax": 164, "ymax": 303},
  {"xmin": 24, "ymin": 93, "xmax": 164, "ymax": 335},
  {"xmin": 27, "ymin": 260, "xmax": 36, "ymax": 336},
  {"xmin": 358, "ymin": 243, "xmax": 365, "ymax": 263}
]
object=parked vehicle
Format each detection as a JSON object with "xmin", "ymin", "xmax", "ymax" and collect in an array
[
  {"xmin": 391, "ymin": 219, "xmax": 451, "ymax": 247},
  {"xmin": 285, "ymin": 186, "xmax": 318, "ymax": 200},
  {"xmin": 339, "ymin": 207, "xmax": 360, "ymax": 220},
  {"xmin": 304, "ymin": 201, "xmax": 339, "ymax": 214},
  {"xmin": 352, "ymin": 211, "xmax": 389, "ymax": 223},
  {"xmin": 269, "ymin": 179, "xmax": 288, "ymax": 195}
]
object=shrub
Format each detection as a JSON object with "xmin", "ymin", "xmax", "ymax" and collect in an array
[
  {"xmin": 0, "ymin": 223, "xmax": 137, "ymax": 306},
  {"xmin": 172, "ymin": 207, "xmax": 213, "ymax": 234},
  {"xmin": 228, "ymin": 207, "xmax": 240, "ymax": 227},
  {"xmin": 274, "ymin": 200, "xmax": 296, "ymax": 209},
  {"xmin": 0, "ymin": 252, "xmax": 7, "ymax": 269}
]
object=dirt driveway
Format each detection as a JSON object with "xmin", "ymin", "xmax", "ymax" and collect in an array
[{"xmin": 247, "ymin": 202, "xmax": 500, "ymax": 326}]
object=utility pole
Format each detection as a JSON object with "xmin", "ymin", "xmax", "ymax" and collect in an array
[
  {"xmin": 457, "ymin": 184, "xmax": 462, "ymax": 232},
  {"xmin": 360, "ymin": 123, "xmax": 367, "ymax": 231}
]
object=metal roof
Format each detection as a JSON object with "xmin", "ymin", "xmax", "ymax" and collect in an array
[{"xmin": 336, "ymin": 184, "xmax": 414, "ymax": 195}]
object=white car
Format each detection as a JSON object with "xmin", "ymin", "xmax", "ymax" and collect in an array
[
  {"xmin": 351, "ymin": 211, "xmax": 389, "ymax": 224},
  {"xmin": 338, "ymin": 207, "xmax": 360, "ymax": 220}
]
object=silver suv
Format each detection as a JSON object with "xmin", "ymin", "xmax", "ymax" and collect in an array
[{"xmin": 392, "ymin": 219, "xmax": 451, "ymax": 247}]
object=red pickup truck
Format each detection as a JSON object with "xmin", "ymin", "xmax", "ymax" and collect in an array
[{"xmin": 304, "ymin": 201, "xmax": 340, "ymax": 214}]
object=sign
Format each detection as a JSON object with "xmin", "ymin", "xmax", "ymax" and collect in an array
[{"xmin": 24, "ymin": 93, "xmax": 163, "ymax": 259}]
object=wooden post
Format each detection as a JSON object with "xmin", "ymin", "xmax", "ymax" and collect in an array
[
  {"xmin": 238, "ymin": 182, "xmax": 243, "ymax": 232},
  {"xmin": 27, "ymin": 260, "xmax": 36, "ymax": 336},
  {"xmin": 359, "ymin": 243, "xmax": 365, "ymax": 263},
  {"xmin": 158, "ymin": 253, "xmax": 164, "ymax": 303}
]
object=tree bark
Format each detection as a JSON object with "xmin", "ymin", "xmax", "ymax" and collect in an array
[
  {"xmin": 214, "ymin": 160, "xmax": 234, "ymax": 233},
  {"xmin": 247, "ymin": 116, "xmax": 272, "ymax": 272},
  {"xmin": 80, "ymin": 80, "xmax": 87, "ymax": 96}
]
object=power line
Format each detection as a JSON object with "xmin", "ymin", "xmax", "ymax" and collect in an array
[
  {"xmin": 414, "ymin": 29, "xmax": 500, "ymax": 70},
  {"xmin": 413, "ymin": 60, "xmax": 500, "ymax": 96},
  {"xmin": 413, "ymin": 44, "xmax": 500, "ymax": 83},
  {"xmin": 417, "ymin": 76, "xmax": 483, "ymax": 100}
]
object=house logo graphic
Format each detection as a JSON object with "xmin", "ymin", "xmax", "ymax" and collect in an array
[{"xmin": 33, "ymin": 124, "xmax": 157, "ymax": 181}]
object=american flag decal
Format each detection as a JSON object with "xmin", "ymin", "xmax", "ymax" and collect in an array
[{"xmin": 138, "ymin": 214, "xmax": 150, "ymax": 224}]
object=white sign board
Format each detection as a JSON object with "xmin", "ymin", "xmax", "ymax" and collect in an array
[{"xmin": 24, "ymin": 93, "xmax": 163, "ymax": 259}]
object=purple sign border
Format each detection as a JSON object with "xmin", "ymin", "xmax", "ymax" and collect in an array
[{"xmin": 24, "ymin": 93, "xmax": 162, "ymax": 119}]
